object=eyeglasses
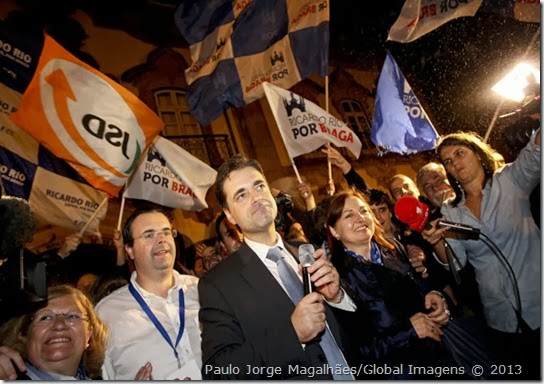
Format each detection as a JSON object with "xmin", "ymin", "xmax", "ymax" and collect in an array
[
  {"xmin": 31, "ymin": 311, "xmax": 89, "ymax": 326},
  {"xmin": 134, "ymin": 228, "xmax": 178, "ymax": 242}
]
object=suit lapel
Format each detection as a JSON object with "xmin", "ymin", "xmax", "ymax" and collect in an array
[
  {"xmin": 236, "ymin": 242, "xmax": 349, "ymax": 357},
  {"xmin": 237, "ymin": 242, "xmax": 296, "ymax": 309}
]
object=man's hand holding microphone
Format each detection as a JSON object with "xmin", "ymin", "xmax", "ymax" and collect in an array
[{"xmin": 292, "ymin": 244, "xmax": 344, "ymax": 343}]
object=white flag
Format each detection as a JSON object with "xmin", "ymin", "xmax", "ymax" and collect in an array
[
  {"xmin": 124, "ymin": 136, "xmax": 217, "ymax": 211},
  {"xmin": 262, "ymin": 82, "xmax": 362, "ymax": 159},
  {"xmin": 387, "ymin": 0, "xmax": 483, "ymax": 43}
]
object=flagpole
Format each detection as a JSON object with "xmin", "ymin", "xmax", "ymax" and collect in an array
[
  {"xmin": 77, "ymin": 196, "xmax": 108, "ymax": 236},
  {"xmin": 483, "ymin": 100, "xmax": 505, "ymax": 143},
  {"xmin": 325, "ymin": 0, "xmax": 333, "ymax": 185},
  {"xmin": 117, "ymin": 190, "xmax": 127, "ymax": 230},
  {"xmin": 116, "ymin": 147, "xmax": 137, "ymax": 230},
  {"xmin": 325, "ymin": 76, "xmax": 333, "ymax": 183},
  {"xmin": 290, "ymin": 157, "xmax": 303, "ymax": 184}
]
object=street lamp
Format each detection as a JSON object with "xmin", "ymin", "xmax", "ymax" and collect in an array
[
  {"xmin": 491, "ymin": 62, "xmax": 540, "ymax": 103},
  {"xmin": 484, "ymin": 62, "xmax": 540, "ymax": 143}
]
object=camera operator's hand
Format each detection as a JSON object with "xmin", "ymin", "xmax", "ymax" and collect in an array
[
  {"xmin": 0, "ymin": 345, "xmax": 25, "ymax": 380},
  {"xmin": 57, "ymin": 233, "xmax": 82, "ymax": 259}
]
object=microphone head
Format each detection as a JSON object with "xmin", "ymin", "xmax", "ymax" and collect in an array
[
  {"xmin": 394, "ymin": 196, "xmax": 430, "ymax": 232},
  {"xmin": 298, "ymin": 244, "xmax": 315, "ymax": 267}
]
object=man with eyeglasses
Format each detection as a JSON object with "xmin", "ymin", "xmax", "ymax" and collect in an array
[{"xmin": 94, "ymin": 208, "xmax": 202, "ymax": 380}]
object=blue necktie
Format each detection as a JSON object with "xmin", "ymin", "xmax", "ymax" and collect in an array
[{"xmin": 267, "ymin": 247, "xmax": 354, "ymax": 380}]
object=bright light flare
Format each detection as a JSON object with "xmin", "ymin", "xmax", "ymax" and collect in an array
[{"xmin": 491, "ymin": 63, "xmax": 540, "ymax": 102}]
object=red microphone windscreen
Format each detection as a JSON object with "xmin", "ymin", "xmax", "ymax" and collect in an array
[{"xmin": 394, "ymin": 196, "xmax": 430, "ymax": 232}]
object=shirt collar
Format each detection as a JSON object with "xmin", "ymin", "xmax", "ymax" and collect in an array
[
  {"xmin": 244, "ymin": 232, "xmax": 285, "ymax": 262},
  {"xmin": 130, "ymin": 270, "xmax": 182, "ymax": 299}
]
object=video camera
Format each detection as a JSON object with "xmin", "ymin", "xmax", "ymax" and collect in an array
[
  {"xmin": 501, "ymin": 94, "xmax": 540, "ymax": 153},
  {"xmin": 274, "ymin": 191, "xmax": 294, "ymax": 235}
]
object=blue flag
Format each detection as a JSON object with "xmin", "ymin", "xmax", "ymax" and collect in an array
[
  {"xmin": 175, "ymin": 0, "xmax": 329, "ymax": 127},
  {"xmin": 371, "ymin": 51, "xmax": 439, "ymax": 155}
]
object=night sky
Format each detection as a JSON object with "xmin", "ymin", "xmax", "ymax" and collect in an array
[{"xmin": 4, "ymin": 0, "xmax": 541, "ymax": 159}]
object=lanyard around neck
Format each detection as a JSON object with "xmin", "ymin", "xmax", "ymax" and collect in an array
[{"xmin": 129, "ymin": 282, "xmax": 185, "ymax": 368}]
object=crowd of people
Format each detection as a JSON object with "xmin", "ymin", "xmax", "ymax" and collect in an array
[{"xmin": 0, "ymin": 128, "xmax": 540, "ymax": 380}]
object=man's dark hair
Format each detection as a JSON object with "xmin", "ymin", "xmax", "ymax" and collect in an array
[
  {"xmin": 122, "ymin": 208, "xmax": 165, "ymax": 246},
  {"xmin": 214, "ymin": 153, "xmax": 265, "ymax": 209},
  {"xmin": 369, "ymin": 189, "xmax": 394, "ymax": 211}
]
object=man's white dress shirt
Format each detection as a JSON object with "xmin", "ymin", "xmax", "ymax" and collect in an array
[{"xmin": 95, "ymin": 270, "xmax": 201, "ymax": 380}]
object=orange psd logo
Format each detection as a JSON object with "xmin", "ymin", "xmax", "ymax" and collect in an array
[{"xmin": 10, "ymin": 35, "xmax": 163, "ymax": 196}]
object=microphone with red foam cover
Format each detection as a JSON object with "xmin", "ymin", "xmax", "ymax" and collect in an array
[
  {"xmin": 394, "ymin": 195, "xmax": 481, "ymax": 238},
  {"xmin": 394, "ymin": 195, "xmax": 431, "ymax": 232}
]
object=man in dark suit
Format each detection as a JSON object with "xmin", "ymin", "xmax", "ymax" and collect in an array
[{"xmin": 199, "ymin": 154, "xmax": 359, "ymax": 380}]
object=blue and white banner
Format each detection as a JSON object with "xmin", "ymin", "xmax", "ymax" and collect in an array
[
  {"xmin": 0, "ymin": 26, "xmax": 107, "ymax": 234},
  {"xmin": 175, "ymin": 0, "xmax": 329, "ymax": 127},
  {"xmin": 371, "ymin": 51, "xmax": 440, "ymax": 155},
  {"xmin": 0, "ymin": 23, "xmax": 43, "ymax": 93}
]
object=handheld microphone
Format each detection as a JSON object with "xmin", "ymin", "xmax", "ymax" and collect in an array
[
  {"xmin": 394, "ymin": 196, "xmax": 431, "ymax": 232},
  {"xmin": 394, "ymin": 196, "xmax": 480, "ymax": 239},
  {"xmin": 437, "ymin": 220, "xmax": 480, "ymax": 238},
  {"xmin": 298, "ymin": 244, "xmax": 315, "ymax": 295}
]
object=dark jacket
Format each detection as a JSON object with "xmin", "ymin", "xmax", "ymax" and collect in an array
[
  {"xmin": 332, "ymin": 241, "xmax": 460, "ymax": 379},
  {"xmin": 199, "ymin": 241, "xmax": 360, "ymax": 379}
]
